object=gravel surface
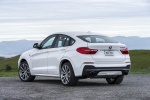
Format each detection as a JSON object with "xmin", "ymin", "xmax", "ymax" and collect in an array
[{"xmin": 0, "ymin": 75, "xmax": 150, "ymax": 100}]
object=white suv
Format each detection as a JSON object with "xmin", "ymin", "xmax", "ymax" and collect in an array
[{"xmin": 18, "ymin": 32, "xmax": 131, "ymax": 86}]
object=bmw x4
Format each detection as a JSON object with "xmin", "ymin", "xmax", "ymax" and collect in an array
[{"xmin": 18, "ymin": 32, "xmax": 131, "ymax": 86}]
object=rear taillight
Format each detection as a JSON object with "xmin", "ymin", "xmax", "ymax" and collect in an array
[
  {"xmin": 76, "ymin": 47, "xmax": 98, "ymax": 54},
  {"xmin": 120, "ymin": 47, "xmax": 129, "ymax": 54}
]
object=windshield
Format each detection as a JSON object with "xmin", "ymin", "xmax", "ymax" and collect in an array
[{"xmin": 77, "ymin": 35, "xmax": 118, "ymax": 43}]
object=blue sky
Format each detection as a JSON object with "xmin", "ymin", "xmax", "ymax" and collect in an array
[{"xmin": 0, "ymin": 0, "xmax": 150, "ymax": 41}]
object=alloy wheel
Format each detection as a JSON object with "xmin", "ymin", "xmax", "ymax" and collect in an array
[
  {"xmin": 19, "ymin": 63, "xmax": 30, "ymax": 81},
  {"xmin": 61, "ymin": 65, "xmax": 71, "ymax": 84}
]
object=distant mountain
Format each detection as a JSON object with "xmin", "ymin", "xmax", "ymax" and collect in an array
[
  {"xmin": 113, "ymin": 36, "xmax": 150, "ymax": 50},
  {"xmin": 0, "ymin": 36, "xmax": 149, "ymax": 57},
  {"xmin": 0, "ymin": 40, "xmax": 40, "ymax": 57}
]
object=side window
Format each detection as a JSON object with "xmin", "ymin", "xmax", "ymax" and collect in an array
[
  {"xmin": 41, "ymin": 35, "xmax": 56, "ymax": 49},
  {"xmin": 70, "ymin": 38, "xmax": 75, "ymax": 45},
  {"xmin": 54, "ymin": 35, "xmax": 75, "ymax": 48},
  {"xmin": 54, "ymin": 35, "xmax": 68, "ymax": 48},
  {"xmin": 64, "ymin": 37, "xmax": 70, "ymax": 46}
]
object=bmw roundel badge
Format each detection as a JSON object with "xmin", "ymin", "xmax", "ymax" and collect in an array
[{"xmin": 109, "ymin": 46, "xmax": 112, "ymax": 50}]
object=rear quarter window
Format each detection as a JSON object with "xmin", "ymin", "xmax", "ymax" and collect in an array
[{"xmin": 77, "ymin": 35, "xmax": 118, "ymax": 43}]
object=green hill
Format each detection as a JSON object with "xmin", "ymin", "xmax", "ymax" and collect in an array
[
  {"xmin": 0, "ymin": 57, "xmax": 5, "ymax": 61},
  {"xmin": 0, "ymin": 50, "xmax": 150, "ymax": 77}
]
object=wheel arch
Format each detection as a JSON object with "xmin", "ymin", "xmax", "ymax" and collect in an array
[
  {"xmin": 20, "ymin": 59, "xmax": 27, "ymax": 63},
  {"xmin": 18, "ymin": 58, "xmax": 27, "ymax": 67},
  {"xmin": 18, "ymin": 56, "xmax": 30, "ymax": 68},
  {"xmin": 59, "ymin": 59, "xmax": 75, "ymax": 74},
  {"xmin": 59, "ymin": 59, "xmax": 70, "ymax": 68}
]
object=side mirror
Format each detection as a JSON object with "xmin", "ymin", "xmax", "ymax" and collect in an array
[{"xmin": 33, "ymin": 43, "xmax": 40, "ymax": 49}]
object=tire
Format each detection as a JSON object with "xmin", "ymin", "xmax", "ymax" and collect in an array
[
  {"xmin": 106, "ymin": 75, "xmax": 124, "ymax": 84},
  {"xmin": 60, "ymin": 62, "xmax": 78, "ymax": 86},
  {"xmin": 18, "ymin": 61, "xmax": 35, "ymax": 82}
]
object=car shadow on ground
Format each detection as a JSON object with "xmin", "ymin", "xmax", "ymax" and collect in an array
[
  {"xmin": 33, "ymin": 79, "xmax": 62, "ymax": 85},
  {"xmin": 77, "ymin": 81, "xmax": 108, "ymax": 87},
  {"xmin": 31, "ymin": 79, "xmax": 115, "ymax": 87},
  {"xmin": 16, "ymin": 76, "xmax": 125, "ymax": 87}
]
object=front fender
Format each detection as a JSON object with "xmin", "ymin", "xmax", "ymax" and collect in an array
[{"xmin": 18, "ymin": 54, "xmax": 32, "ymax": 70}]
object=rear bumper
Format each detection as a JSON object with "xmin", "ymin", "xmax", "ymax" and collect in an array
[{"xmin": 82, "ymin": 65, "xmax": 130, "ymax": 78}]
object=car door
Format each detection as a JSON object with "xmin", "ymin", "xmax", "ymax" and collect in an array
[
  {"xmin": 47, "ymin": 34, "xmax": 71, "ymax": 76},
  {"xmin": 31, "ymin": 35, "xmax": 57, "ymax": 75}
]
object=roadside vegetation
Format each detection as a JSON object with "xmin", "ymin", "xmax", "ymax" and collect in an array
[
  {"xmin": 0, "ymin": 56, "xmax": 19, "ymax": 76},
  {"xmin": 129, "ymin": 50, "xmax": 150, "ymax": 74},
  {"xmin": 0, "ymin": 50, "xmax": 150, "ymax": 77}
]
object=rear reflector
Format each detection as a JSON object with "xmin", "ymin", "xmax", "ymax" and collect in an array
[
  {"xmin": 120, "ymin": 47, "xmax": 129, "ymax": 54},
  {"xmin": 83, "ymin": 62, "xmax": 94, "ymax": 64},
  {"xmin": 76, "ymin": 47, "xmax": 98, "ymax": 54}
]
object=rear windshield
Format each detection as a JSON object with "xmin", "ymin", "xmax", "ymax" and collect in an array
[{"xmin": 77, "ymin": 35, "xmax": 118, "ymax": 43}]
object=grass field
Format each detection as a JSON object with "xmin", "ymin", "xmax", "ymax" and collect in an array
[
  {"xmin": 129, "ymin": 50, "xmax": 150, "ymax": 74},
  {"xmin": 0, "ymin": 55, "xmax": 19, "ymax": 76},
  {"xmin": 0, "ymin": 50, "xmax": 150, "ymax": 77}
]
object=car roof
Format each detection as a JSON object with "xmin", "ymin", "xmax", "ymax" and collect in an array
[{"xmin": 52, "ymin": 31, "xmax": 106, "ymax": 37}]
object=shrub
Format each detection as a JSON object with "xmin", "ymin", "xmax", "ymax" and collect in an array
[{"xmin": 5, "ymin": 64, "xmax": 12, "ymax": 71}]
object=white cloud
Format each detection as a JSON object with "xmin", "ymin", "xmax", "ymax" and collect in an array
[
  {"xmin": 0, "ymin": 0, "xmax": 150, "ymax": 41},
  {"xmin": 0, "ymin": 18, "xmax": 150, "ymax": 39}
]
